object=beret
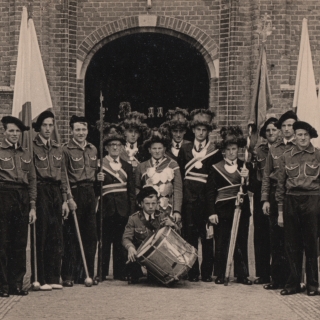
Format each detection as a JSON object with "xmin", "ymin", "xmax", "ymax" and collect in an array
[
  {"xmin": 259, "ymin": 117, "xmax": 278, "ymax": 139},
  {"xmin": 32, "ymin": 110, "xmax": 54, "ymax": 132},
  {"xmin": 137, "ymin": 186, "xmax": 158, "ymax": 203},
  {"xmin": 293, "ymin": 121, "xmax": 318, "ymax": 139},
  {"xmin": 69, "ymin": 115, "xmax": 89, "ymax": 127},
  {"xmin": 1, "ymin": 116, "xmax": 30, "ymax": 131},
  {"xmin": 276, "ymin": 110, "xmax": 297, "ymax": 129}
]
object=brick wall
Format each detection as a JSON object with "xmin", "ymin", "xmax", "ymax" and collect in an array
[{"xmin": 1, "ymin": 0, "xmax": 320, "ymax": 142}]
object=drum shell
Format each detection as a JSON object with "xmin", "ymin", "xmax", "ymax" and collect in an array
[{"xmin": 136, "ymin": 227, "xmax": 197, "ymax": 284}]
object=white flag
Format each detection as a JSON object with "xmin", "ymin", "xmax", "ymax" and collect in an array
[{"xmin": 294, "ymin": 18, "xmax": 320, "ymax": 147}]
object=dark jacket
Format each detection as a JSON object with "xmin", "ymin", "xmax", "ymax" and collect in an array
[
  {"xmin": 33, "ymin": 134, "xmax": 67, "ymax": 195},
  {"xmin": 122, "ymin": 210, "xmax": 181, "ymax": 250},
  {"xmin": 97, "ymin": 156, "xmax": 136, "ymax": 217},
  {"xmin": 177, "ymin": 140, "xmax": 223, "ymax": 202},
  {"xmin": 276, "ymin": 143, "xmax": 320, "ymax": 211},
  {"xmin": 63, "ymin": 139, "xmax": 98, "ymax": 184},
  {"xmin": 0, "ymin": 139, "xmax": 37, "ymax": 202},
  {"xmin": 261, "ymin": 138, "xmax": 295, "ymax": 202},
  {"xmin": 206, "ymin": 158, "xmax": 252, "ymax": 220},
  {"xmin": 166, "ymin": 140, "xmax": 192, "ymax": 162}
]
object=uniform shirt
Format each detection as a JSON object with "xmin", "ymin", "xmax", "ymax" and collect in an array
[
  {"xmin": 33, "ymin": 134, "xmax": 67, "ymax": 195},
  {"xmin": 63, "ymin": 138, "xmax": 97, "ymax": 184},
  {"xmin": 261, "ymin": 138, "xmax": 295, "ymax": 202},
  {"xmin": 0, "ymin": 139, "xmax": 37, "ymax": 202},
  {"xmin": 276, "ymin": 143, "xmax": 320, "ymax": 211},
  {"xmin": 254, "ymin": 142, "xmax": 269, "ymax": 182},
  {"xmin": 122, "ymin": 210, "xmax": 181, "ymax": 250}
]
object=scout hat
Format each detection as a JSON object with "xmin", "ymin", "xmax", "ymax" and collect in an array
[
  {"xmin": 259, "ymin": 117, "xmax": 278, "ymax": 139},
  {"xmin": 189, "ymin": 109, "xmax": 216, "ymax": 131},
  {"xmin": 276, "ymin": 110, "xmax": 297, "ymax": 129},
  {"xmin": 1, "ymin": 116, "xmax": 30, "ymax": 131},
  {"xmin": 32, "ymin": 110, "xmax": 55, "ymax": 132},
  {"xmin": 293, "ymin": 121, "xmax": 318, "ymax": 139},
  {"xmin": 218, "ymin": 126, "xmax": 247, "ymax": 150},
  {"xmin": 143, "ymin": 127, "xmax": 171, "ymax": 150},
  {"xmin": 103, "ymin": 123, "xmax": 126, "ymax": 146}
]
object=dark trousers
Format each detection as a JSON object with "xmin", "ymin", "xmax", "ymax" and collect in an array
[
  {"xmin": 184, "ymin": 198, "xmax": 214, "ymax": 279},
  {"xmin": 0, "ymin": 188, "xmax": 29, "ymax": 293},
  {"xmin": 253, "ymin": 187, "xmax": 270, "ymax": 278},
  {"xmin": 284, "ymin": 195, "xmax": 319, "ymax": 292},
  {"xmin": 96, "ymin": 212, "xmax": 128, "ymax": 280},
  {"xmin": 269, "ymin": 186, "xmax": 290, "ymax": 285},
  {"xmin": 61, "ymin": 185, "xmax": 97, "ymax": 282},
  {"xmin": 214, "ymin": 213, "xmax": 250, "ymax": 279},
  {"xmin": 31, "ymin": 184, "xmax": 63, "ymax": 285}
]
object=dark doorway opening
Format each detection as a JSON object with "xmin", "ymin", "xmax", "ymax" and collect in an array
[{"xmin": 85, "ymin": 32, "xmax": 209, "ymax": 127}]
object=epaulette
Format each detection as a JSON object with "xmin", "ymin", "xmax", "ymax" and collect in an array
[
  {"xmin": 61, "ymin": 142, "xmax": 68, "ymax": 147},
  {"xmin": 131, "ymin": 211, "xmax": 139, "ymax": 216}
]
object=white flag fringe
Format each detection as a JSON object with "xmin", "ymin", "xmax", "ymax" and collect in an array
[{"xmin": 293, "ymin": 18, "xmax": 320, "ymax": 148}]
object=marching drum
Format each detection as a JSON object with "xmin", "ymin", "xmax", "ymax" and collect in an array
[{"xmin": 136, "ymin": 227, "xmax": 197, "ymax": 285}]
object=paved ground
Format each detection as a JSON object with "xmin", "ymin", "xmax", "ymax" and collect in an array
[
  {"xmin": 1, "ymin": 212, "xmax": 320, "ymax": 319},
  {"xmin": 1, "ymin": 277, "xmax": 320, "ymax": 320}
]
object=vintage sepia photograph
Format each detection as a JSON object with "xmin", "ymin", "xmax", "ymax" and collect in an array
[{"xmin": 0, "ymin": 1, "xmax": 320, "ymax": 319}]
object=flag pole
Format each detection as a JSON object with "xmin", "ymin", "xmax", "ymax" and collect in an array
[{"xmin": 99, "ymin": 91, "xmax": 104, "ymax": 282}]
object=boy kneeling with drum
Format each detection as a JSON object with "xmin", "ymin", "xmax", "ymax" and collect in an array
[{"xmin": 122, "ymin": 186, "xmax": 181, "ymax": 284}]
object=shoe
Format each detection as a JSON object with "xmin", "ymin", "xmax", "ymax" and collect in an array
[
  {"xmin": 9, "ymin": 288, "xmax": 28, "ymax": 296},
  {"xmin": 254, "ymin": 277, "xmax": 270, "ymax": 285},
  {"xmin": 62, "ymin": 280, "xmax": 73, "ymax": 287},
  {"xmin": 263, "ymin": 283, "xmax": 280, "ymax": 290},
  {"xmin": 49, "ymin": 284, "xmax": 63, "ymax": 290},
  {"xmin": 215, "ymin": 277, "xmax": 225, "ymax": 284},
  {"xmin": 188, "ymin": 276, "xmax": 199, "ymax": 282},
  {"xmin": 92, "ymin": 279, "xmax": 99, "ymax": 285},
  {"xmin": 280, "ymin": 288, "xmax": 297, "ymax": 295},
  {"xmin": 0, "ymin": 290, "xmax": 9, "ymax": 298},
  {"xmin": 127, "ymin": 277, "xmax": 139, "ymax": 284},
  {"xmin": 237, "ymin": 277, "xmax": 253, "ymax": 285},
  {"xmin": 307, "ymin": 290, "xmax": 318, "ymax": 296},
  {"xmin": 201, "ymin": 276, "xmax": 213, "ymax": 282},
  {"xmin": 114, "ymin": 276, "xmax": 127, "ymax": 281},
  {"xmin": 40, "ymin": 284, "xmax": 52, "ymax": 291}
]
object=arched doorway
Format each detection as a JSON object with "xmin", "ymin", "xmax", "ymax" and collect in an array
[{"xmin": 85, "ymin": 32, "xmax": 209, "ymax": 127}]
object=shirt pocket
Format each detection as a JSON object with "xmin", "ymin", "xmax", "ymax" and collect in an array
[
  {"xmin": 271, "ymin": 153, "xmax": 281, "ymax": 168},
  {"xmin": 20, "ymin": 157, "xmax": 31, "ymax": 172},
  {"xmin": 53, "ymin": 155, "xmax": 62, "ymax": 168},
  {"xmin": 304, "ymin": 162, "xmax": 319, "ymax": 178},
  {"xmin": 88, "ymin": 154, "xmax": 97, "ymax": 168},
  {"xmin": 285, "ymin": 164, "xmax": 300, "ymax": 179},
  {"xmin": 70, "ymin": 156, "xmax": 84, "ymax": 170},
  {"xmin": 134, "ymin": 227, "xmax": 148, "ymax": 242},
  {"xmin": 35, "ymin": 154, "xmax": 49, "ymax": 169},
  {"xmin": 0, "ymin": 157, "xmax": 15, "ymax": 170}
]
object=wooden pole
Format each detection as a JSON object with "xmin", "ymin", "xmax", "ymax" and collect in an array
[{"xmin": 99, "ymin": 91, "xmax": 104, "ymax": 281}]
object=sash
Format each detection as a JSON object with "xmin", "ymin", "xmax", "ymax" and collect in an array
[
  {"xmin": 98, "ymin": 158, "xmax": 127, "ymax": 183},
  {"xmin": 141, "ymin": 157, "xmax": 173, "ymax": 180},
  {"xmin": 185, "ymin": 142, "xmax": 219, "ymax": 176}
]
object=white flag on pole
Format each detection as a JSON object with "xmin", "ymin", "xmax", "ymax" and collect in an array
[{"xmin": 293, "ymin": 18, "xmax": 320, "ymax": 148}]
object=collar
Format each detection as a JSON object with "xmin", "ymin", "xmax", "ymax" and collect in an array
[
  {"xmin": 151, "ymin": 157, "xmax": 166, "ymax": 167},
  {"xmin": 126, "ymin": 142, "xmax": 138, "ymax": 149},
  {"xmin": 143, "ymin": 211, "xmax": 155, "ymax": 221},
  {"xmin": 172, "ymin": 140, "xmax": 182, "ymax": 148},
  {"xmin": 283, "ymin": 137, "xmax": 295, "ymax": 145},
  {"xmin": 34, "ymin": 134, "xmax": 59, "ymax": 147},
  {"xmin": 39, "ymin": 134, "xmax": 50, "ymax": 146},
  {"xmin": 3, "ymin": 139, "xmax": 19, "ymax": 150},
  {"xmin": 291, "ymin": 143, "xmax": 315, "ymax": 156},
  {"xmin": 105, "ymin": 155, "xmax": 120, "ymax": 163},
  {"xmin": 67, "ymin": 138, "xmax": 90, "ymax": 150},
  {"xmin": 224, "ymin": 158, "xmax": 237, "ymax": 166},
  {"xmin": 194, "ymin": 139, "xmax": 208, "ymax": 149}
]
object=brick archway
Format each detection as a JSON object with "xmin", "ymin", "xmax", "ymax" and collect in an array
[{"xmin": 76, "ymin": 15, "xmax": 219, "ymax": 115}]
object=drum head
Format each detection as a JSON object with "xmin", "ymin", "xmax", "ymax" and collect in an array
[{"xmin": 136, "ymin": 227, "xmax": 168, "ymax": 258}]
